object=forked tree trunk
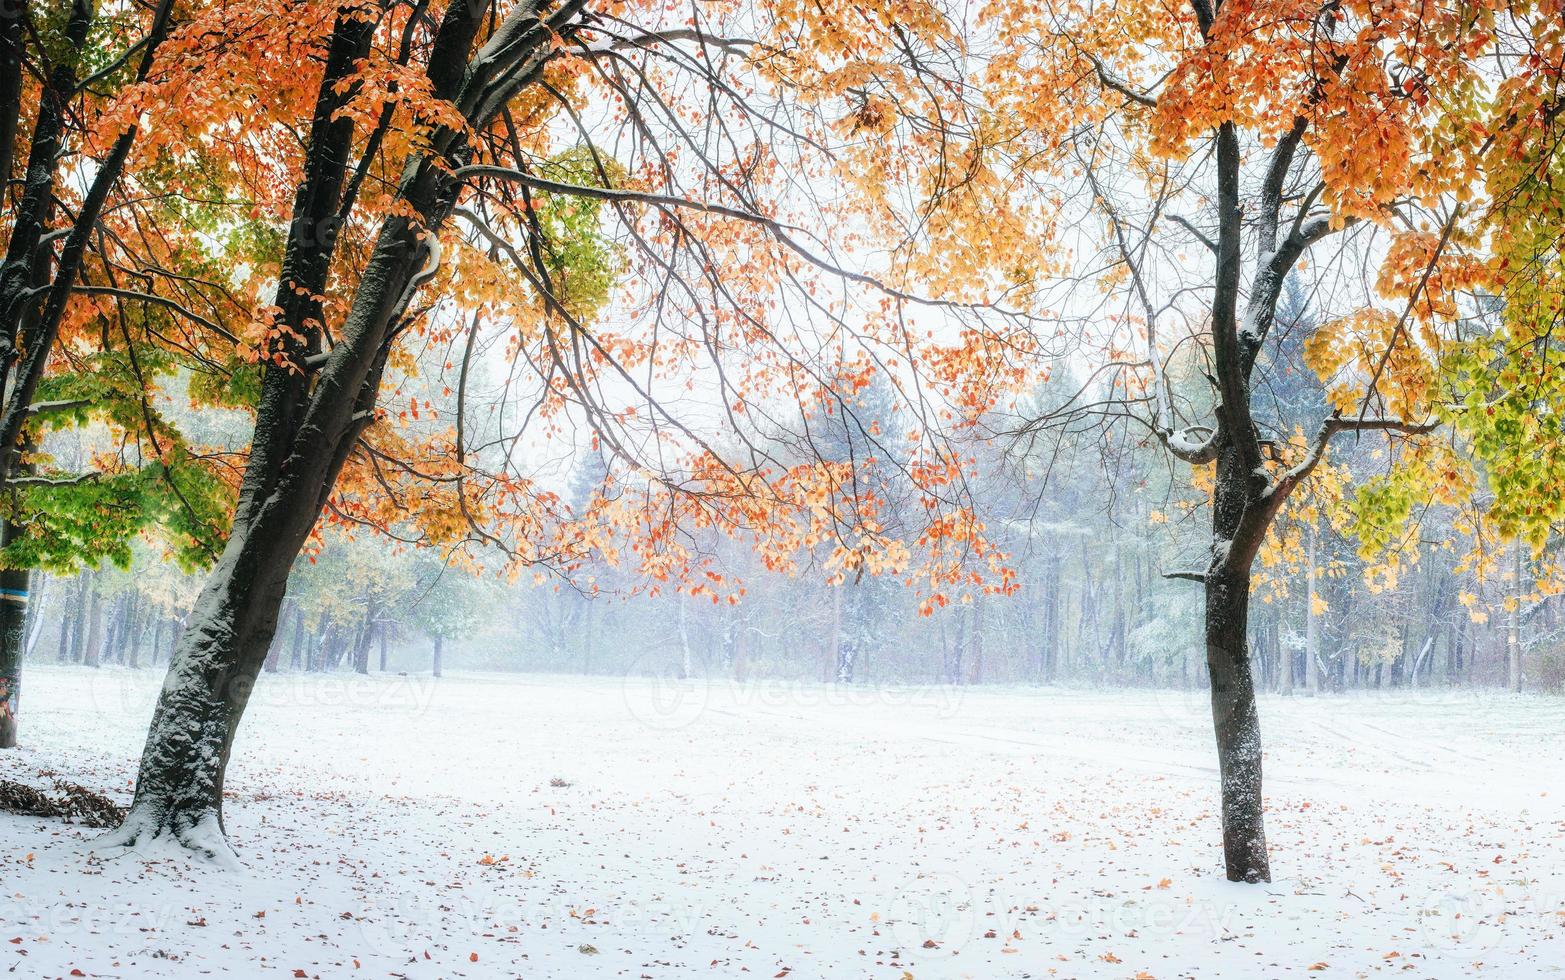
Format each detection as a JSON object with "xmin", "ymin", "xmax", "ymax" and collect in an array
[{"xmin": 352, "ymin": 621, "xmax": 372, "ymax": 675}]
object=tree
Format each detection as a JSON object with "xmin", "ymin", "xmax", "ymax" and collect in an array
[
  {"xmin": 0, "ymin": 1, "xmax": 249, "ymax": 748},
  {"xmin": 972, "ymin": 0, "xmax": 1511, "ymax": 881},
  {"xmin": 0, "ymin": 0, "xmax": 175, "ymax": 742},
  {"xmin": 411, "ymin": 556, "xmax": 489, "ymax": 678},
  {"xmin": 103, "ymin": 0, "xmax": 1013, "ymax": 860}
]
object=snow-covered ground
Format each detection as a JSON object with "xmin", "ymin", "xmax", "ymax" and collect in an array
[{"xmin": 2, "ymin": 666, "xmax": 1563, "ymax": 979}]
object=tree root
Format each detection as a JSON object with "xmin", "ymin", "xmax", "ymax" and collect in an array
[{"xmin": 95, "ymin": 805, "xmax": 242, "ymax": 869}]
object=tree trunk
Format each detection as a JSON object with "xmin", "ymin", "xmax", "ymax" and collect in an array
[
  {"xmin": 1039, "ymin": 554, "xmax": 1059, "ymax": 684},
  {"xmin": 103, "ymin": 0, "xmax": 572, "ymax": 863},
  {"xmin": 83, "ymin": 574, "xmax": 103, "ymax": 669},
  {"xmin": 947, "ymin": 605, "xmax": 966, "ymax": 685},
  {"xmin": 289, "ymin": 607, "xmax": 304, "ymax": 670},
  {"xmin": 126, "ymin": 592, "xmax": 143, "ymax": 669},
  {"xmin": 352, "ymin": 617, "xmax": 373, "ymax": 675},
  {"xmin": 0, "ymin": 518, "xmax": 28, "ymax": 748},
  {"xmin": 835, "ymin": 586, "xmax": 860, "ymax": 684},
  {"xmin": 23, "ymin": 573, "xmax": 46, "ymax": 659},
  {"xmin": 1304, "ymin": 527, "xmax": 1319, "ymax": 695},
  {"xmin": 99, "ymin": 515, "xmax": 299, "ymax": 863},
  {"xmin": 102, "ymin": 594, "xmax": 127, "ymax": 665},
  {"xmin": 677, "ymin": 592, "xmax": 694, "ymax": 680},
  {"xmin": 69, "ymin": 571, "xmax": 87, "ymax": 663},
  {"xmin": 56, "ymin": 596, "xmax": 71, "ymax": 662},
  {"xmin": 968, "ymin": 593, "xmax": 985, "ymax": 684},
  {"xmin": 432, "ymin": 634, "xmax": 443, "ymax": 678},
  {"xmin": 377, "ymin": 620, "xmax": 389, "ymax": 672},
  {"xmin": 1204, "ymin": 567, "xmax": 1270, "ymax": 883},
  {"xmin": 1509, "ymin": 542, "xmax": 1523, "ymax": 693}
]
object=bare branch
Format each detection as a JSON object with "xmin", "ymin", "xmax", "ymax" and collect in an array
[{"xmin": 1169, "ymin": 214, "xmax": 1216, "ymax": 254}]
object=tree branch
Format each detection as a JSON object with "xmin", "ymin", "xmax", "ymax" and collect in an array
[{"xmin": 1267, "ymin": 413, "xmax": 1440, "ymax": 503}]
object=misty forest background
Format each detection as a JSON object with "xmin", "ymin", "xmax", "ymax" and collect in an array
[{"xmin": 19, "ymin": 284, "xmax": 1553, "ymax": 697}]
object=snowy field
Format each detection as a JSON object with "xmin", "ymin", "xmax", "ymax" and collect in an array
[{"xmin": 2, "ymin": 667, "xmax": 1564, "ymax": 979}]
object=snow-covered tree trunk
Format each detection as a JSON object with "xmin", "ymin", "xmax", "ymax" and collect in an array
[
  {"xmin": 835, "ymin": 587, "xmax": 862, "ymax": 684},
  {"xmin": 1204, "ymin": 568, "xmax": 1268, "ymax": 883},
  {"xmin": 98, "ymin": 504, "xmax": 304, "ymax": 864},
  {"xmin": 1203, "ymin": 435, "xmax": 1271, "ymax": 883},
  {"xmin": 351, "ymin": 601, "xmax": 377, "ymax": 675},
  {"xmin": 432, "ymin": 634, "xmax": 444, "ymax": 678}
]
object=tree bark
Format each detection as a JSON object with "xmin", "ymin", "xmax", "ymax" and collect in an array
[
  {"xmin": 1204, "ymin": 566, "xmax": 1269, "ymax": 883},
  {"xmin": 0, "ymin": 518, "xmax": 28, "ymax": 748},
  {"xmin": 98, "ymin": 510, "xmax": 302, "ymax": 862},
  {"xmin": 432, "ymin": 634, "xmax": 444, "ymax": 678},
  {"xmin": 1201, "ymin": 427, "xmax": 1272, "ymax": 883}
]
